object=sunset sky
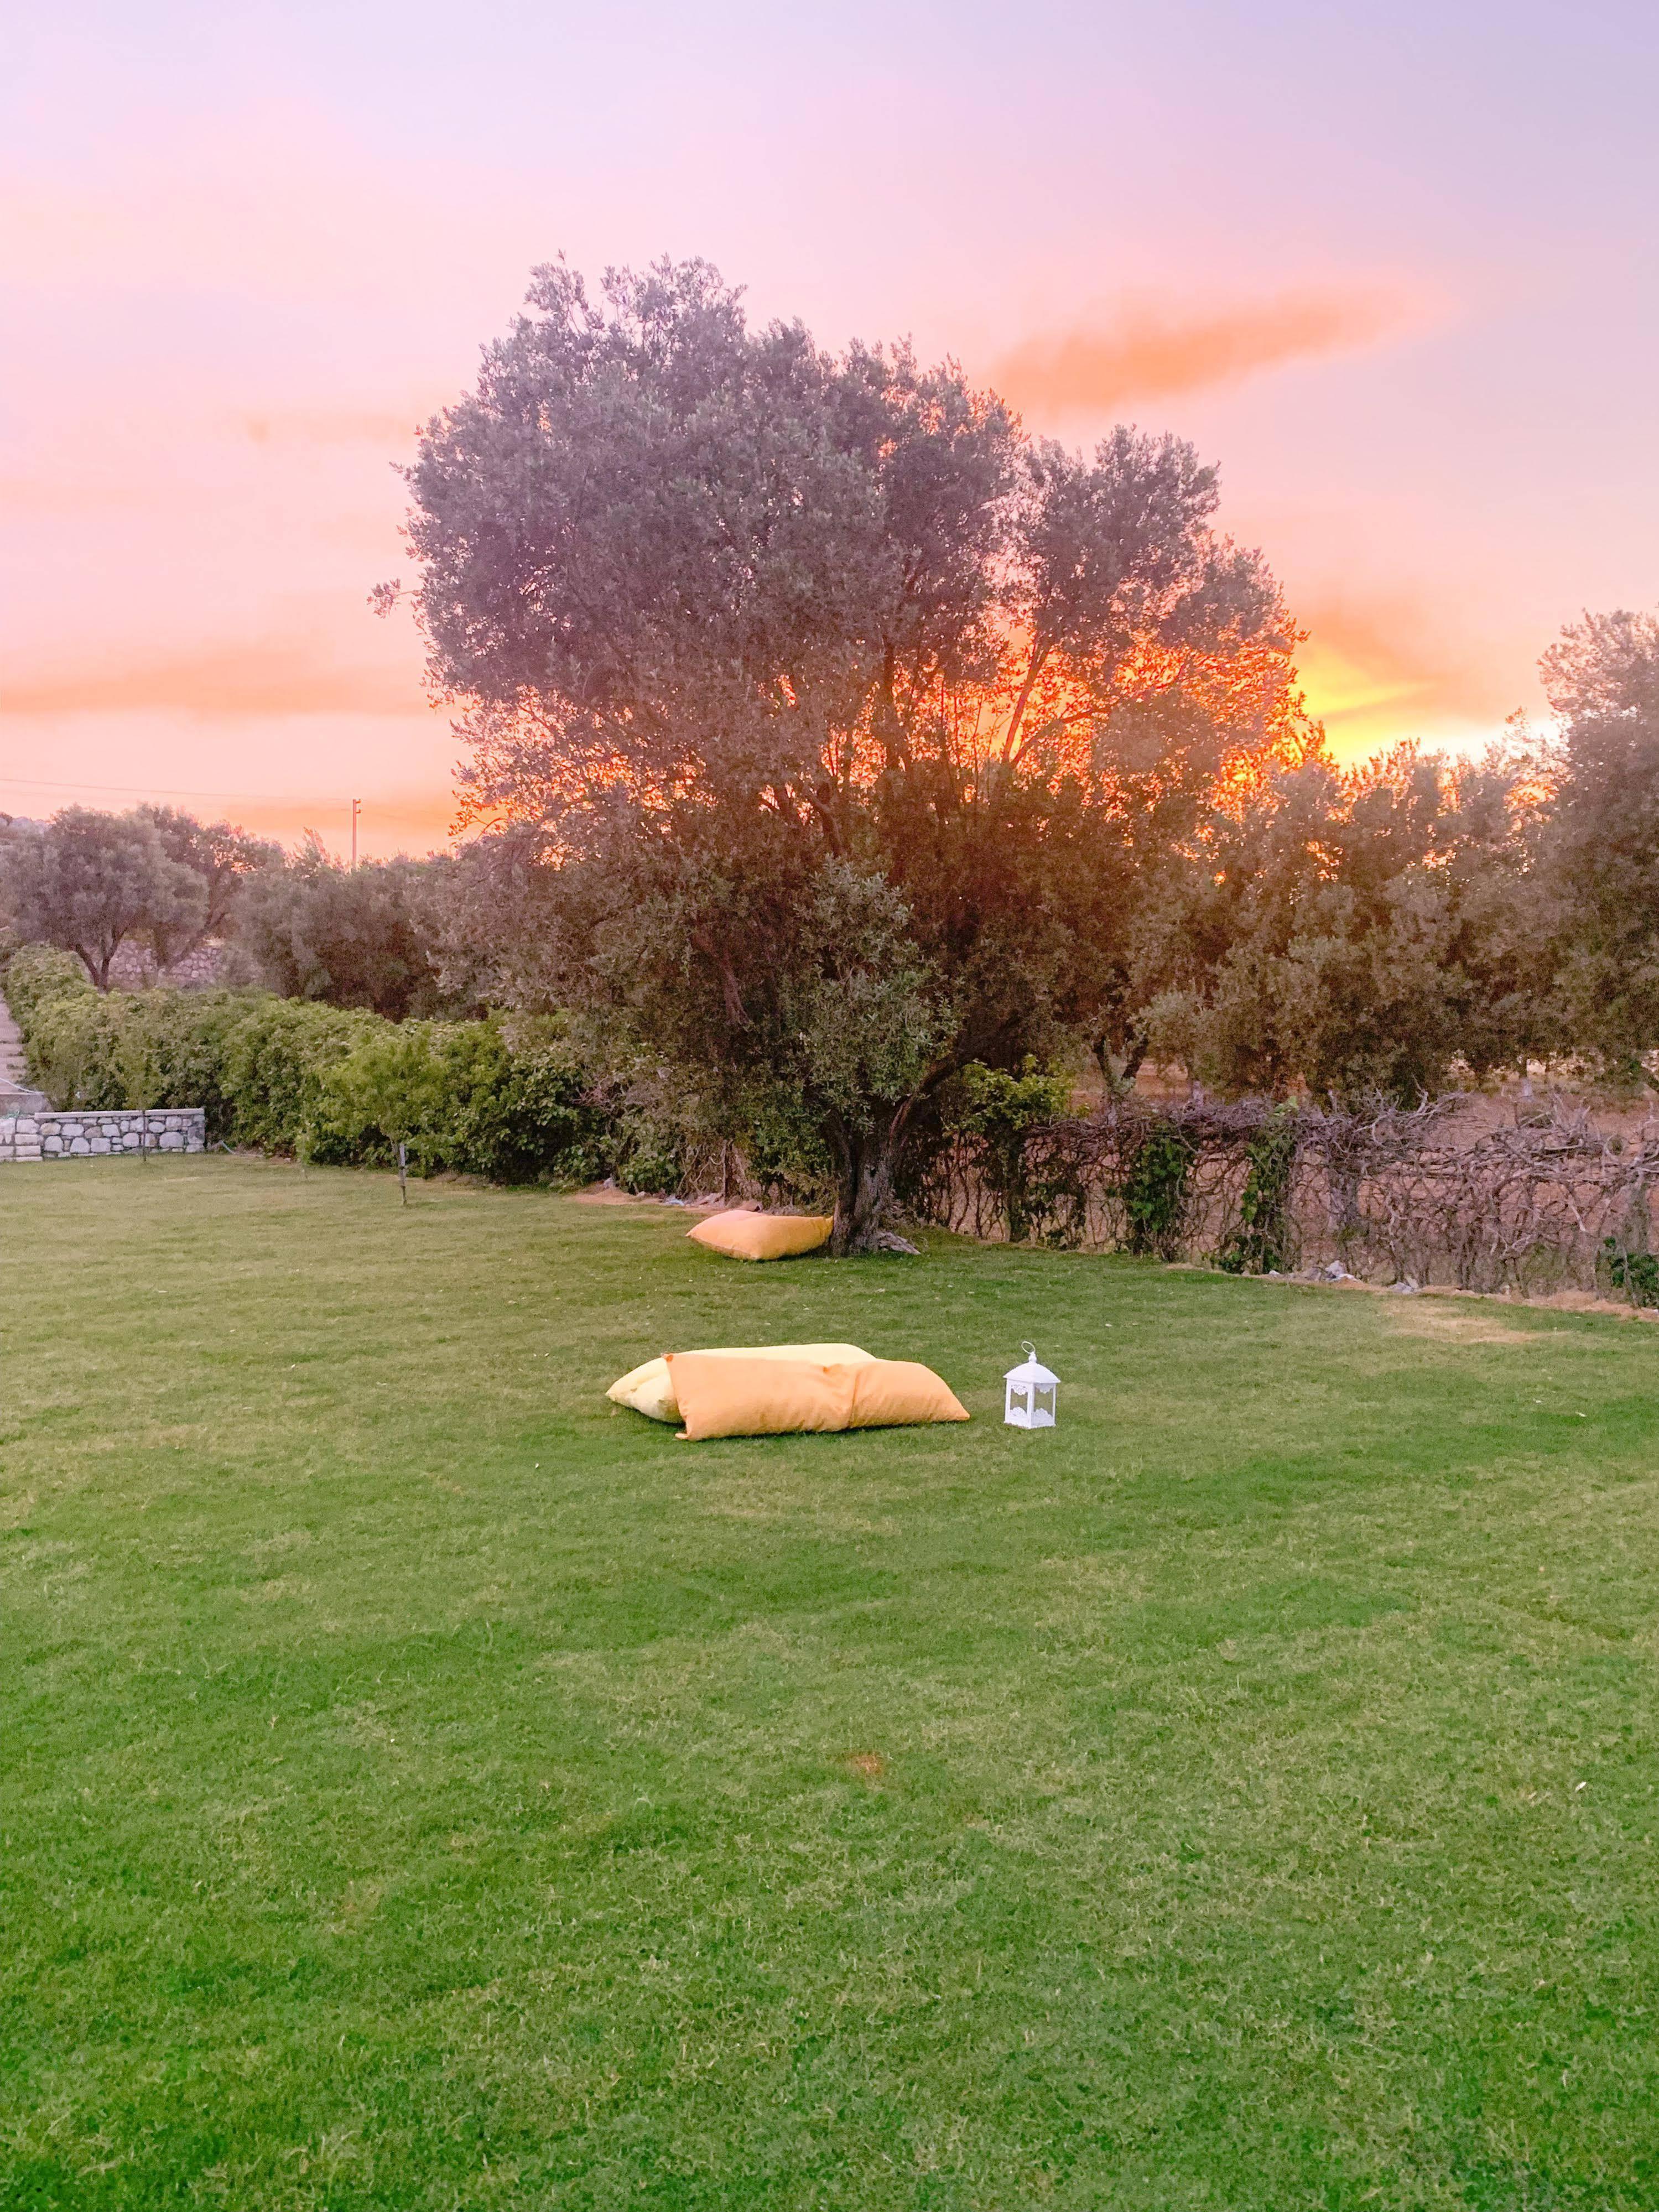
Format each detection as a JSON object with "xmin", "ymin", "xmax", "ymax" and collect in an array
[{"xmin": 4, "ymin": 1, "xmax": 1655, "ymax": 856}]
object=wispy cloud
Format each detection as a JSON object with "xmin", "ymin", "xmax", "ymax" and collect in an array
[
  {"xmin": 993, "ymin": 287, "xmax": 1412, "ymax": 416},
  {"xmin": 236, "ymin": 407, "xmax": 436, "ymax": 450},
  {"xmin": 1294, "ymin": 589, "xmax": 1518, "ymax": 757},
  {"xmin": 1, "ymin": 631, "xmax": 424, "ymax": 720}
]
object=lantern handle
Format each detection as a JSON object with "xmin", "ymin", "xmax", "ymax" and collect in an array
[{"xmin": 1021, "ymin": 1341, "xmax": 1037, "ymax": 1362}]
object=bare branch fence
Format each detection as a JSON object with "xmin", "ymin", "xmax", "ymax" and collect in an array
[{"xmin": 904, "ymin": 1097, "xmax": 1659, "ymax": 1302}]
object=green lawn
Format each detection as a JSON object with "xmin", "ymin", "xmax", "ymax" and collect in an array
[{"xmin": 5, "ymin": 1158, "xmax": 1659, "ymax": 2210}]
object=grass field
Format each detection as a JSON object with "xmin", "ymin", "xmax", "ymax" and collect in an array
[{"xmin": 5, "ymin": 1157, "xmax": 1659, "ymax": 2209}]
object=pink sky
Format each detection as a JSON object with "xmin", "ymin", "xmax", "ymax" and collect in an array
[{"xmin": 4, "ymin": 3, "xmax": 1655, "ymax": 856}]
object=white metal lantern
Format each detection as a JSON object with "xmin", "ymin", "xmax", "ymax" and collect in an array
[{"xmin": 1004, "ymin": 1341, "xmax": 1058, "ymax": 1428}]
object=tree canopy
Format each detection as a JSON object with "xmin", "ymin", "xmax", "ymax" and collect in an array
[
  {"xmin": 4, "ymin": 809, "xmax": 205, "ymax": 990},
  {"xmin": 238, "ymin": 838, "xmax": 456, "ymax": 1021},
  {"xmin": 136, "ymin": 807, "xmax": 281, "ymax": 970},
  {"xmin": 1535, "ymin": 611, "xmax": 1659, "ymax": 1080},
  {"xmin": 13, "ymin": 267, "xmax": 1655, "ymax": 1228},
  {"xmin": 0, "ymin": 805, "xmax": 280, "ymax": 988},
  {"xmin": 403, "ymin": 256, "xmax": 1306, "ymax": 1247}
]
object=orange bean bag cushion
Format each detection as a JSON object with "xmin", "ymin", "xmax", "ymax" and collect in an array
[
  {"xmin": 665, "ymin": 1352, "xmax": 969, "ymax": 1440},
  {"xmin": 847, "ymin": 1360, "xmax": 970, "ymax": 1433},
  {"xmin": 685, "ymin": 1210, "xmax": 834, "ymax": 1261}
]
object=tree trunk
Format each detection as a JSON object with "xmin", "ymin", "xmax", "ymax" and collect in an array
[{"xmin": 830, "ymin": 1118, "xmax": 904, "ymax": 1256}]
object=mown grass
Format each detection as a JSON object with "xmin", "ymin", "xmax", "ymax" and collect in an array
[{"xmin": 4, "ymin": 1156, "xmax": 1658, "ymax": 2210}]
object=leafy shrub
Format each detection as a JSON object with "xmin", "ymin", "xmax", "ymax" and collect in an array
[
  {"xmin": 138, "ymin": 993, "xmax": 272, "ymax": 1137},
  {"xmin": 955, "ymin": 1059, "xmax": 1082, "ymax": 1244},
  {"xmin": 4, "ymin": 951, "xmax": 615, "ymax": 1185},
  {"xmin": 1122, "ymin": 1123, "xmax": 1194, "ymax": 1259},
  {"xmin": 324, "ymin": 1024, "xmax": 461, "ymax": 1170},
  {"xmin": 25, "ymin": 985, "xmax": 270, "ymax": 1134},
  {"xmin": 1604, "ymin": 1236, "xmax": 1659, "ymax": 1308},
  {"xmin": 324, "ymin": 1021, "xmax": 609, "ymax": 1183},
  {"xmin": 216, "ymin": 998, "xmax": 382, "ymax": 1157},
  {"xmin": 17, "ymin": 984, "xmax": 130, "ymax": 1107},
  {"xmin": 4, "ymin": 944, "xmax": 93, "ymax": 1033},
  {"xmin": 721, "ymin": 1082, "xmax": 830, "ymax": 1208},
  {"xmin": 1218, "ymin": 1107, "xmax": 1299, "ymax": 1274},
  {"xmin": 450, "ymin": 1035, "xmax": 610, "ymax": 1185}
]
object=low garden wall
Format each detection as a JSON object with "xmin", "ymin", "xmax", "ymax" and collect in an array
[
  {"xmin": 907, "ymin": 1095, "xmax": 1659, "ymax": 1302},
  {"xmin": 0, "ymin": 1108, "xmax": 206, "ymax": 1162}
]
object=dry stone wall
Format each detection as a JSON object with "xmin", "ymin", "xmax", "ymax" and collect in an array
[
  {"xmin": 0, "ymin": 1108, "xmax": 206, "ymax": 1162},
  {"xmin": 105, "ymin": 940, "xmax": 230, "ymax": 990}
]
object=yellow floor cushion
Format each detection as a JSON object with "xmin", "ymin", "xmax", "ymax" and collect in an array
[
  {"xmin": 607, "ymin": 1343, "xmax": 873, "ymax": 1423},
  {"xmin": 846, "ymin": 1359, "xmax": 970, "ymax": 1432},
  {"xmin": 685, "ymin": 1210, "xmax": 834, "ymax": 1261},
  {"xmin": 666, "ymin": 1352, "xmax": 969, "ymax": 1440}
]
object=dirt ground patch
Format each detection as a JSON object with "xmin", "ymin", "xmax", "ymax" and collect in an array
[
  {"xmin": 1381, "ymin": 1304, "xmax": 1544, "ymax": 1346},
  {"xmin": 568, "ymin": 1185, "xmax": 724, "ymax": 1212}
]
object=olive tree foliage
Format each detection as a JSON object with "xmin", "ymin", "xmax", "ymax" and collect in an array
[
  {"xmin": 238, "ymin": 837, "xmax": 461, "ymax": 1021},
  {"xmin": 1536, "ymin": 608, "xmax": 1659, "ymax": 1083},
  {"xmin": 1, "ymin": 804, "xmax": 279, "ymax": 986},
  {"xmin": 3, "ymin": 808, "xmax": 206, "ymax": 989},
  {"xmin": 400, "ymin": 257, "xmax": 1301, "ymax": 1250},
  {"xmin": 1141, "ymin": 745, "xmax": 1556, "ymax": 1105},
  {"xmin": 135, "ymin": 806, "xmax": 282, "ymax": 968}
]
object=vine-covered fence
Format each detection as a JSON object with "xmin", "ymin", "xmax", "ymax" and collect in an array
[{"xmin": 907, "ymin": 1097, "xmax": 1659, "ymax": 1302}]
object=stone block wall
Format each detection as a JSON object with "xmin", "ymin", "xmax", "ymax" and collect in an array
[
  {"xmin": 0, "ymin": 1108, "xmax": 207, "ymax": 1162},
  {"xmin": 105, "ymin": 939, "xmax": 231, "ymax": 991}
]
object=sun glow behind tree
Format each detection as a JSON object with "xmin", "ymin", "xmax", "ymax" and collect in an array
[{"xmin": 402, "ymin": 256, "xmax": 1317, "ymax": 1248}]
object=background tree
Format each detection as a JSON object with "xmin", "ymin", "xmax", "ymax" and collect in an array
[
  {"xmin": 402, "ymin": 256, "xmax": 1304, "ymax": 1249},
  {"xmin": 1537, "ymin": 608, "xmax": 1659, "ymax": 1085},
  {"xmin": 237, "ymin": 839, "xmax": 453, "ymax": 1020},
  {"xmin": 0, "ymin": 814, "xmax": 40, "ymax": 959},
  {"xmin": 135, "ymin": 806, "xmax": 282, "ymax": 969},
  {"xmin": 1143, "ymin": 745, "xmax": 1553, "ymax": 1103},
  {"xmin": 3, "ymin": 808, "xmax": 205, "ymax": 989}
]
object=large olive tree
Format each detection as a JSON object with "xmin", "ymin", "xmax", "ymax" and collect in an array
[{"xmin": 402, "ymin": 257, "xmax": 1301, "ymax": 1249}]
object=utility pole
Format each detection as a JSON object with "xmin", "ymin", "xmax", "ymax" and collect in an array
[{"xmin": 351, "ymin": 798, "xmax": 361, "ymax": 869}]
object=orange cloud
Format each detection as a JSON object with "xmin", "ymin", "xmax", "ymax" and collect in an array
[
  {"xmin": 0, "ymin": 475, "xmax": 160, "ymax": 516},
  {"xmin": 0, "ymin": 111, "xmax": 547, "ymax": 309},
  {"xmin": 1, "ymin": 632, "xmax": 426, "ymax": 720},
  {"xmin": 994, "ymin": 287, "xmax": 1410, "ymax": 416},
  {"xmin": 237, "ymin": 407, "xmax": 436, "ymax": 449},
  {"xmin": 1294, "ymin": 590, "xmax": 1520, "ymax": 761}
]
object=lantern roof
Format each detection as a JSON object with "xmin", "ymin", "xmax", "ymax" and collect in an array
[{"xmin": 1005, "ymin": 1341, "xmax": 1058, "ymax": 1387}]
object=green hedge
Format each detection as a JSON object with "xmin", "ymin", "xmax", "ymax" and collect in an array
[
  {"xmin": 3, "ymin": 955, "xmax": 626, "ymax": 1187},
  {"xmin": 4, "ymin": 944, "xmax": 93, "ymax": 1029}
]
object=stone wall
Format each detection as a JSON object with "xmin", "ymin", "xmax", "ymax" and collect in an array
[
  {"xmin": 0, "ymin": 1108, "xmax": 206, "ymax": 1162},
  {"xmin": 106, "ymin": 939, "xmax": 232, "ymax": 990}
]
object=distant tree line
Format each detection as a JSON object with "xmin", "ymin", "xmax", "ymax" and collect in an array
[{"xmin": 0, "ymin": 810, "xmax": 467, "ymax": 1021}]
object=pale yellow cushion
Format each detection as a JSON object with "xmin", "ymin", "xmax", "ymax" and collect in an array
[
  {"xmin": 685, "ymin": 1210, "xmax": 834, "ymax": 1261},
  {"xmin": 665, "ymin": 1353, "xmax": 970, "ymax": 1440},
  {"xmin": 607, "ymin": 1343, "xmax": 873, "ymax": 1423}
]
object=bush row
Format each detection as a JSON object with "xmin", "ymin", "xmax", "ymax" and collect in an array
[{"xmin": 3, "ymin": 944, "xmax": 658, "ymax": 1188}]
